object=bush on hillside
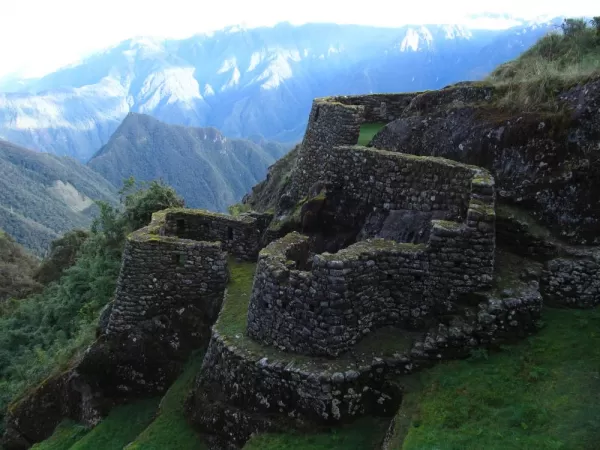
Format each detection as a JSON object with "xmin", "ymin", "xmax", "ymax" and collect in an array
[{"xmin": 0, "ymin": 178, "xmax": 184, "ymax": 433}]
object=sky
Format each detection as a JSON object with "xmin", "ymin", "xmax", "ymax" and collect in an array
[{"xmin": 0, "ymin": 0, "xmax": 596, "ymax": 79}]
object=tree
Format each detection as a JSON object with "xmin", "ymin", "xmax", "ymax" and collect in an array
[
  {"xmin": 561, "ymin": 18, "xmax": 587, "ymax": 37},
  {"xmin": 120, "ymin": 177, "xmax": 185, "ymax": 232},
  {"xmin": 591, "ymin": 17, "xmax": 600, "ymax": 35}
]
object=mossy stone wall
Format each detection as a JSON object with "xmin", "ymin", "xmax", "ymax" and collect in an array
[
  {"xmin": 106, "ymin": 228, "xmax": 228, "ymax": 335},
  {"xmin": 160, "ymin": 209, "xmax": 262, "ymax": 261}
]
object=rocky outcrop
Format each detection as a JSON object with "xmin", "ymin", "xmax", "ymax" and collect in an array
[{"xmin": 369, "ymin": 79, "xmax": 600, "ymax": 246}]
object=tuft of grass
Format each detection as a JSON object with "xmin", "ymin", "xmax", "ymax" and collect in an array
[
  {"xmin": 125, "ymin": 351, "xmax": 207, "ymax": 450},
  {"xmin": 396, "ymin": 307, "xmax": 600, "ymax": 450},
  {"xmin": 488, "ymin": 24, "xmax": 600, "ymax": 111},
  {"xmin": 30, "ymin": 420, "xmax": 89, "ymax": 450},
  {"xmin": 358, "ymin": 123, "xmax": 387, "ymax": 146},
  {"xmin": 243, "ymin": 417, "xmax": 389, "ymax": 450},
  {"xmin": 68, "ymin": 398, "xmax": 160, "ymax": 450},
  {"xmin": 214, "ymin": 258, "xmax": 257, "ymax": 338}
]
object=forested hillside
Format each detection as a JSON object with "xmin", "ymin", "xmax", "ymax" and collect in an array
[
  {"xmin": 88, "ymin": 113, "xmax": 289, "ymax": 212},
  {"xmin": 0, "ymin": 140, "xmax": 118, "ymax": 255},
  {"xmin": 0, "ymin": 231, "xmax": 41, "ymax": 302}
]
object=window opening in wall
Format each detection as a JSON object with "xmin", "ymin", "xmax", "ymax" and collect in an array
[
  {"xmin": 176, "ymin": 219, "xmax": 185, "ymax": 235},
  {"xmin": 314, "ymin": 106, "xmax": 320, "ymax": 122},
  {"xmin": 172, "ymin": 253, "xmax": 185, "ymax": 266},
  {"xmin": 227, "ymin": 226, "xmax": 234, "ymax": 240}
]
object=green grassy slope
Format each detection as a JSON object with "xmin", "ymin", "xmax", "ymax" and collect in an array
[
  {"xmin": 244, "ymin": 417, "xmax": 389, "ymax": 450},
  {"xmin": 30, "ymin": 421, "xmax": 89, "ymax": 450},
  {"xmin": 69, "ymin": 398, "xmax": 159, "ymax": 450},
  {"xmin": 389, "ymin": 308, "xmax": 600, "ymax": 450},
  {"xmin": 488, "ymin": 19, "xmax": 600, "ymax": 110},
  {"xmin": 126, "ymin": 351, "xmax": 207, "ymax": 450},
  {"xmin": 30, "ymin": 399, "xmax": 159, "ymax": 450}
]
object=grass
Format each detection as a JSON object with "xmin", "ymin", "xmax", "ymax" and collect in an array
[
  {"xmin": 394, "ymin": 307, "xmax": 600, "ymax": 450},
  {"xmin": 357, "ymin": 123, "xmax": 387, "ymax": 146},
  {"xmin": 488, "ymin": 24, "xmax": 600, "ymax": 111},
  {"xmin": 214, "ymin": 258, "xmax": 257, "ymax": 338},
  {"xmin": 243, "ymin": 417, "xmax": 390, "ymax": 450},
  {"xmin": 125, "ymin": 351, "xmax": 207, "ymax": 450},
  {"xmin": 67, "ymin": 398, "xmax": 160, "ymax": 450},
  {"xmin": 30, "ymin": 421, "xmax": 89, "ymax": 450}
]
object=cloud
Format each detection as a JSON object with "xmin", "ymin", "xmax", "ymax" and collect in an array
[{"xmin": 0, "ymin": 0, "xmax": 595, "ymax": 78}]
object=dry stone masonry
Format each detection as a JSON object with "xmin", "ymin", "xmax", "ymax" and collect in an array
[{"xmin": 187, "ymin": 93, "xmax": 545, "ymax": 446}]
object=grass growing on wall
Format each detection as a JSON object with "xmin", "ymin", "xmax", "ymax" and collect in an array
[
  {"xmin": 357, "ymin": 123, "xmax": 387, "ymax": 146},
  {"xmin": 125, "ymin": 351, "xmax": 207, "ymax": 450},
  {"xmin": 395, "ymin": 307, "xmax": 600, "ymax": 450},
  {"xmin": 243, "ymin": 417, "xmax": 390, "ymax": 450},
  {"xmin": 214, "ymin": 259, "xmax": 257, "ymax": 338}
]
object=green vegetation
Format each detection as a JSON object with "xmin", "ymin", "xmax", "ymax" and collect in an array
[
  {"xmin": 31, "ymin": 421, "xmax": 89, "ymax": 450},
  {"xmin": 357, "ymin": 123, "xmax": 387, "ymax": 146},
  {"xmin": 489, "ymin": 18, "xmax": 600, "ymax": 110},
  {"xmin": 126, "ymin": 351, "xmax": 207, "ymax": 450},
  {"xmin": 33, "ymin": 230, "xmax": 89, "ymax": 285},
  {"xmin": 215, "ymin": 259, "xmax": 257, "ymax": 338},
  {"xmin": 244, "ymin": 417, "xmax": 389, "ymax": 450},
  {"xmin": 395, "ymin": 307, "xmax": 600, "ymax": 450},
  {"xmin": 0, "ymin": 139, "xmax": 118, "ymax": 255},
  {"xmin": 228, "ymin": 202, "xmax": 252, "ymax": 216},
  {"xmin": 244, "ymin": 144, "xmax": 299, "ymax": 213},
  {"xmin": 88, "ymin": 112, "xmax": 289, "ymax": 214},
  {"xmin": 69, "ymin": 398, "xmax": 159, "ymax": 450},
  {"xmin": 0, "ymin": 230, "xmax": 41, "ymax": 302},
  {"xmin": 0, "ymin": 179, "xmax": 183, "ymax": 433}
]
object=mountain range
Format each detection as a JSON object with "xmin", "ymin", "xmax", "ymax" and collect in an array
[
  {"xmin": 0, "ymin": 19, "xmax": 562, "ymax": 161},
  {"xmin": 0, "ymin": 114, "xmax": 288, "ymax": 253}
]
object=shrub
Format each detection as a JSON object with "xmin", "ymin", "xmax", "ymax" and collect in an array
[
  {"xmin": 561, "ymin": 18, "xmax": 587, "ymax": 37},
  {"xmin": 592, "ymin": 17, "xmax": 600, "ymax": 34}
]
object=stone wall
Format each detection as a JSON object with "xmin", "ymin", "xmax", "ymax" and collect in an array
[
  {"xmin": 106, "ymin": 228, "xmax": 228, "ymax": 335},
  {"xmin": 321, "ymin": 146, "xmax": 475, "ymax": 222},
  {"xmin": 158, "ymin": 208, "xmax": 263, "ymax": 261},
  {"xmin": 326, "ymin": 93, "xmax": 416, "ymax": 123},
  {"xmin": 189, "ymin": 276, "xmax": 541, "ymax": 446},
  {"xmin": 290, "ymin": 100, "xmax": 364, "ymax": 199},
  {"xmin": 541, "ymin": 250, "xmax": 600, "ymax": 308},
  {"xmin": 247, "ymin": 169, "xmax": 495, "ymax": 358},
  {"xmin": 74, "ymin": 224, "xmax": 230, "ymax": 400},
  {"xmin": 247, "ymin": 233, "xmax": 430, "ymax": 356}
]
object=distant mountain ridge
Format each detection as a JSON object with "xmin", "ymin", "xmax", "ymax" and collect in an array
[
  {"xmin": 0, "ymin": 19, "xmax": 563, "ymax": 160},
  {"xmin": 0, "ymin": 139, "xmax": 118, "ymax": 254},
  {"xmin": 87, "ymin": 113, "xmax": 289, "ymax": 212}
]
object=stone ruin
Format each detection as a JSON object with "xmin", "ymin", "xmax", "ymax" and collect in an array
[{"xmin": 5, "ymin": 86, "xmax": 600, "ymax": 450}]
